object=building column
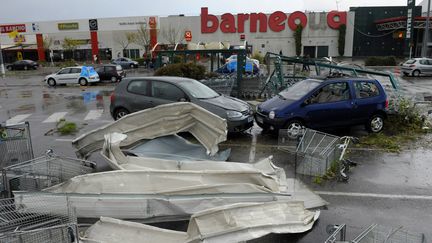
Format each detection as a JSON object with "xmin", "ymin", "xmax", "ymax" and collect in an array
[
  {"xmin": 149, "ymin": 17, "xmax": 158, "ymax": 58},
  {"xmin": 90, "ymin": 31, "xmax": 99, "ymax": 63},
  {"xmin": 36, "ymin": 34, "xmax": 45, "ymax": 61}
]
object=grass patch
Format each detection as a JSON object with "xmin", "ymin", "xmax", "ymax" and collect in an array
[
  {"xmin": 56, "ymin": 119, "xmax": 77, "ymax": 135},
  {"xmin": 358, "ymin": 98, "xmax": 429, "ymax": 152}
]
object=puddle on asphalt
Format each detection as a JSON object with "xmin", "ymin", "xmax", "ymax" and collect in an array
[
  {"xmin": 19, "ymin": 90, "xmax": 33, "ymax": 98},
  {"xmin": 10, "ymin": 104, "xmax": 36, "ymax": 113}
]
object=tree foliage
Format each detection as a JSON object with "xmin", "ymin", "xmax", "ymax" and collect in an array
[
  {"xmin": 338, "ymin": 24, "xmax": 346, "ymax": 57},
  {"xmin": 294, "ymin": 25, "xmax": 303, "ymax": 57},
  {"xmin": 62, "ymin": 37, "xmax": 80, "ymax": 51},
  {"xmin": 114, "ymin": 32, "xmax": 138, "ymax": 53}
]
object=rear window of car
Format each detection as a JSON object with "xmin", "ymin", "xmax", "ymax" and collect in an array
[
  {"xmin": 127, "ymin": 80, "xmax": 149, "ymax": 95},
  {"xmin": 354, "ymin": 81, "xmax": 380, "ymax": 99},
  {"xmin": 405, "ymin": 60, "xmax": 416, "ymax": 64},
  {"xmin": 106, "ymin": 66, "xmax": 116, "ymax": 72}
]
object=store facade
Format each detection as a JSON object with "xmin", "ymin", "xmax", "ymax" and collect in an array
[{"xmin": 1, "ymin": 7, "xmax": 355, "ymax": 63}]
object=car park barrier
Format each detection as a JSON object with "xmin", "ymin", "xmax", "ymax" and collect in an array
[
  {"xmin": 0, "ymin": 194, "xmax": 78, "ymax": 243},
  {"xmin": 0, "ymin": 122, "xmax": 34, "ymax": 169},
  {"xmin": 1, "ymin": 150, "xmax": 96, "ymax": 198}
]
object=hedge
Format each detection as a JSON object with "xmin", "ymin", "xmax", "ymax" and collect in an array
[
  {"xmin": 154, "ymin": 62, "xmax": 206, "ymax": 80},
  {"xmin": 364, "ymin": 56, "xmax": 397, "ymax": 66}
]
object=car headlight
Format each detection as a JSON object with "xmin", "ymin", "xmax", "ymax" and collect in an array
[
  {"xmin": 269, "ymin": 111, "xmax": 275, "ymax": 119},
  {"xmin": 226, "ymin": 110, "xmax": 242, "ymax": 119}
]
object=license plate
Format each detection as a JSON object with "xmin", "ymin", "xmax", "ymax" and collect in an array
[
  {"xmin": 248, "ymin": 116, "xmax": 253, "ymax": 123},
  {"xmin": 256, "ymin": 116, "xmax": 263, "ymax": 124}
]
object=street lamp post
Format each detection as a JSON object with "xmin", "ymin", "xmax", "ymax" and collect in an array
[
  {"xmin": 421, "ymin": 0, "xmax": 431, "ymax": 57},
  {"xmin": 0, "ymin": 40, "xmax": 5, "ymax": 78}
]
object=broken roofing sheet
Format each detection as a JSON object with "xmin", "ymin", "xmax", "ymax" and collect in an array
[
  {"xmin": 82, "ymin": 201, "xmax": 319, "ymax": 243},
  {"xmin": 72, "ymin": 102, "xmax": 228, "ymax": 159}
]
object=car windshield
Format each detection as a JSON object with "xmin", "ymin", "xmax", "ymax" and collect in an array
[
  {"xmin": 405, "ymin": 59, "xmax": 416, "ymax": 64},
  {"xmin": 279, "ymin": 79, "xmax": 321, "ymax": 100},
  {"xmin": 178, "ymin": 80, "xmax": 220, "ymax": 99}
]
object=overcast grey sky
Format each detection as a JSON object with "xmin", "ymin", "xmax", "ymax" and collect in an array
[{"xmin": 0, "ymin": 0, "xmax": 412, "ymax": 23}]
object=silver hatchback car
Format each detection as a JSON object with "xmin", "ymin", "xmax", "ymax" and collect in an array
[{"xmin": 401, "ymin": 58, "xmax": 432, "ymax": 77}]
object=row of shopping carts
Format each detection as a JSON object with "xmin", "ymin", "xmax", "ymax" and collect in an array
[{"xmin": 0, "ymin": 122, "xmax": 96, "ymax": 242}]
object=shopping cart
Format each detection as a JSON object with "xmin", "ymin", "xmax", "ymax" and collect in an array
[
  {"xmin": 325, "ymin": 223, "xmax": 426, "ymax": 243},
  {"xmin": 1, "ymin": 150, "xmax": 96, "ymax": 198},
  {"xmin": 0, "ymin": 122, "xmax": 34, "ymax": 168},
  {"xmin": 278, "ymin": 128, "xmax": 357, "ymax": 181},
  {"xmin": 201, "ymin": 75, "xmax": 236, "ymax": 96},
  {"xmin": 0, "ymin": 194, "xmax": 78, "ymax": 243}
]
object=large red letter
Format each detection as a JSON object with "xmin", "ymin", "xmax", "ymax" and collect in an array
[
  {"xmin": 201, "ymin": 7, "xmax": 218, "ymax": 33},
  {"xmin": 237, "ymin": 13, "xmax": 249, "ymax": 33},
  {"xmin": 327, "ymin": 11, "xmax": 347, "ymax": 29},
  {"xmin": 220, "ymin": 13, "xmax": 236, "ymax": 33},
  {"xmin": 250, "ymin": 13, "xmax": 267, "ymax": 32},
  {"xmin": 268, "ymin": 11, "xmax": 286, "ymax": 32},
  {"xmin": 288, "ymin": 11, "xmax": 308, "ymax": 31}
]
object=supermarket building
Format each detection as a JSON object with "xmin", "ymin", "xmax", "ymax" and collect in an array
[{"xmin": 0, "ymin": 5, "xmax": 425, "ymax": 62}]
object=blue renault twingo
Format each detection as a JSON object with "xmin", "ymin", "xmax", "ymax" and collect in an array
[{"xmin": 255, "ymin": 77, "xmax": 388, "ymax": 137}]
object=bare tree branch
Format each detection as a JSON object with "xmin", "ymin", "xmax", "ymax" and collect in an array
[{"xmin": 161, "ymin": 24, "xmax": 184, "ymax": 44}]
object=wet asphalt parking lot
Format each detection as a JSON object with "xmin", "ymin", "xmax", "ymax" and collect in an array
[{"xmin": 1, "ymin": 67, "xmax": 432, "ymax": 242}]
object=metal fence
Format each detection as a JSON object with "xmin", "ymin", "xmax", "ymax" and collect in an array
[
  {"xmin": 0, "ymin": 194, "xmax": 78, "ymax": 243},
  {"xmin": 0, "ymin": 122, "xmax": 34, "ymax": 169},
  {"xmin": 1, "ymin": 151, "xmax": 96, "ymax": 198},
  {"xmin": 279, "ymin": 128, "xmax": 341, "ymax": 177}
]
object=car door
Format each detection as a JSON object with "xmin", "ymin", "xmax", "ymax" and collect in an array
[
  {"xmin": 16, "ymin": 61, "xmax": 25, "ymax": 70},
  {"xmin": 125, "ymin": 79, "xmax": 154, "ymax": 112},
  {"xmin": 302, "ymin": 81, "xmax": 353, "ymax": 128},
  {"xmin": 95, "ymin": 66, "xmax": 105, "ymax": 80},
  {"xmin": 351, "ymin": 81, "xmax": 382, "ymax": 124},
  {"xmin": 150, "ymin": 81, "xmax": 188, "ymax": 107},
  {"xmin": 105, "ymin": 66, "xmax": 116, "ymax": 80},
  {"xmin": 419, "ymin": 59, "xmax": 429, "ymax": 74},
  {"xmin": 69, "ymin": 68, "xmax": 82, "ymax": 83},
  {"xmin": 56, "ymin": 68, "xmax": 72, "ymax": 84}
]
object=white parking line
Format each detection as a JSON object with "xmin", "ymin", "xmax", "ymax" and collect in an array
[
  {"xmin": 55, "ymin": 138, "xmax": 74, "ymax": 142},
  {"xmin": 6, "ymin": 114, "xmax": 32, "ymax": 126},
  {"xmin": 84, "ymin": 109, "xmax": 104, "ymax": 120},
  {"xmin": 42, "ymin": 112, "xmax": 68, "ymax": 123},
  {"xmin": 316, "ymin": 191, "xmax": 432, "ymax": 200}
]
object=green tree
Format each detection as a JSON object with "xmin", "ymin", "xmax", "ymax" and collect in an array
[
  {"xmin": 338, "ymin": 24, "xmax": 346, "ymax": 57},
  {"xmin": 294, "ymin": 25, "xmax": 303, "ymax": 57},
  {"xmin": 114, "ymin": 32, "xmax": 138, "ymax": 57},
  {"xmin": 62, "ymin": 37, "xmax": 81, "ymax": 59}
]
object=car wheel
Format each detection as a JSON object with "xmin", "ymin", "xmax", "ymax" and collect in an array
[
  {"xmin": 114, "ymin": 108, "xmax": 129, "ymax": 120},
  {"xmin": 7, "ymin": 66, "xmax": 12, "ymax": 71},
  {"xmin": 130, "ymin": 64, "xmax": 134, "ymax": 68},
  {"xmin": 111, "ymin": 76, "xmax": 118, "ymax": 82},
  {"xmin": 79, "ymin": 78, "xmax": 88, "ymax": 86},
  {"xmin": 47, "ymin": 78, "xmax": 56, "ymax": 87},
  {"xmin": 24, "ymin": 65, "xmax": 28, "ymax": 70},
  {"xmin": 366, "ymin": 114, "xmax": 384, "ymax": 133},
  {"xmin": 285, "ymin": 119, "xmax": 304, "ymax": 139},
  {"xmin": 412, "ymin": 70, "xmax": 420, "ymax": 77}
]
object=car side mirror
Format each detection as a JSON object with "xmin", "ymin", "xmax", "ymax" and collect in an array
[
  {"xmin": 179, "ymin": 97, "xmax": 188, "ymax": 102},
  {"xmin": 301, "ymin": 101, "xmax": 308, "ymax": 107}
]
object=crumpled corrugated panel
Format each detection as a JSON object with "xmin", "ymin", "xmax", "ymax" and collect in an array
[{"xmin": 72, "ymin": 102, "xmax": 227, "ymax": 158}]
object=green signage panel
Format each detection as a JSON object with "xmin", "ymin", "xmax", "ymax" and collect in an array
[{"xmin": 58, "ymin": 23, "xmax": 79, "ymax": 30}]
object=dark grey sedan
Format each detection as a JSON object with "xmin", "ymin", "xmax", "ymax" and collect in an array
[{"xmin": 109, "ymin": 76, "xmax": 254, "ymax": 132}]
